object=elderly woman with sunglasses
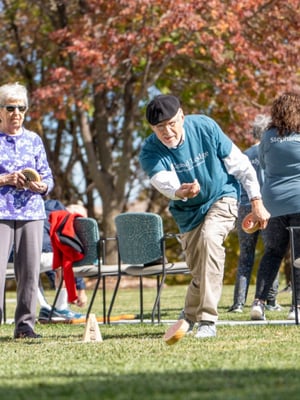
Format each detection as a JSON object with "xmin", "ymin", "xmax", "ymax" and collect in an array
[{"xmin": 0, "ymin": 82, "xmax": 53, "ymax": 339}]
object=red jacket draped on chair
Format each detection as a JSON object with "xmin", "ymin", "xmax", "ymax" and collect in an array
[{"xmin": 49, "ymin": 210, "xmax": 85, "ymax": 303}]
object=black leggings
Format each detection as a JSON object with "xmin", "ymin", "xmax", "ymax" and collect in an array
[{"xmin": 255, "ymin": 214, "xmax": 300, "ymax": 304}]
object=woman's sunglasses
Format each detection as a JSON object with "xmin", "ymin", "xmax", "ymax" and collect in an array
[{"xmin": 0, "ymin": 105, "xmax": 27, "ymax": 113}]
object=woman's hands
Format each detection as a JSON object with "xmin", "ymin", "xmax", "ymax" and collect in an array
[
  {"xmin": 28, "ymin": 180, "xmax": 48, "ymax": 194},
  {"xmin": 1, "ymin": 171, "xmax": 47, "ymax": 193}
]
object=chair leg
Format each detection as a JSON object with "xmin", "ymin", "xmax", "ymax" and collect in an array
[
  {"xmin": 102, "ymin": 276, "xmax": 106, "ymax": 324},
  {"xmin": 85, "ymin": 274, "xmax": 102, "ymax": 321},
  {"xmin": 151, "ymin": 276, "xmax": 160, "ymax": 323},
  {"xmin": 151, "ymin": 274, "xmax": 166, "ymax": 324},
  {"xmin": 291, "ymin": 266, "xmax": 298, "ymax": 325},
  {"xmin": 3, "ymin": 281, "xmax": 7, "ymax": 324},
  {"xmin": 157, "ymin": 275, "xmax": 161, "ymax": 322},
  {"xmin": 139, "ymin": 276, "xmax": 143, "ymax": 323},
  {"xmin": 48, "ymin": 273, "xmax": 64, "ymax": 322},
  {"xmin": 289, "ymin": 227, "xmax": 299, "ymax": 325},
  {"xmin": 107, "ymin": 275, "xmax": 122, "ymax": 324}
]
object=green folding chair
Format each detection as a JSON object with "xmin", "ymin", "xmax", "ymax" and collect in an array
[{"xmin": 107, "ymin": 212, "xmax": 189, "ymax": 323}]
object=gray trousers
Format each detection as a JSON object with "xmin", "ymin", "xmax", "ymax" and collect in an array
[
  {"xmin": 180, "ymin": 197, "xmax": 238, "ymax": 323},
  {"xmin": 0, "ymin": 220, "xmax": 43, "ymax": 334}
]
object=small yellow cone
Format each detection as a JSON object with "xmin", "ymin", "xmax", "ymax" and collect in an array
[{"xmin": 83, "ymin": 313, "xmax": 103, "ymax": 343}]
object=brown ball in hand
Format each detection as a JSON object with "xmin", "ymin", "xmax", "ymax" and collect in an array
[{"xmin": 21, "ymin": 168, "xmax": 41, "ymax": 183}]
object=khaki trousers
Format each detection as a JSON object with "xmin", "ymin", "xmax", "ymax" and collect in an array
[{"xmin": 180, "ymin": 197, "xmax": 238, "ymax": 323}]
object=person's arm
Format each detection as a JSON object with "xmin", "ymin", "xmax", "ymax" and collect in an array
[
  {"xmin": 150, "ymin": 170, "xmax": 200, "ymax": 200},
  {"xmin": 0, "ymin": 171, "xmax": 26, "ymax": 189},
  {"xmin": 0, "ymin": 174, "xmax": 8, "ymax": 186},
  {"xmin": 223, "ymin": 143, "xmax": 270, "ymax": 228},
  {"xmin": 150, "ymin": 170, "xmax": 183, "ymax": 200},
  {"xmin": 223, "ymin": 143, "xmax": 261, "ymax": 200}
]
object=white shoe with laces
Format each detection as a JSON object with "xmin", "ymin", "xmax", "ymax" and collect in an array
[{"xmin": 194, "ymin": 323, "xmax": 216, "ymax": 338}]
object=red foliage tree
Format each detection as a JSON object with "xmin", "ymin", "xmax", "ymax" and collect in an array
[{"xmin": 0, "ymin": 0, "xmax": 299, "ymax": 247}]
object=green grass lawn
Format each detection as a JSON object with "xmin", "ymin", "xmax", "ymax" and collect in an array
[{"xmin": 1, "ymin": 282, "xmax": 300, "ymax": 400}]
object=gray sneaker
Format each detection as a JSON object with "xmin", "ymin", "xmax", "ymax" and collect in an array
[
  {"xmin": 178, "ymin": 310, "xmax": 195, "ymax": 335},
  {"xmin": 265, "ymin": 303, "xmax": 283, "ymax": 312},
  {"xmin": 227, "ymin": 303, "xmax": 243, "ymax": 313},
  {"xmin": 195, "ymin": 322, "xmax": 216, "ymax": 338}
]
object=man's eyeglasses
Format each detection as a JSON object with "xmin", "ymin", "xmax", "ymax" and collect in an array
[
  {"xmin": 0, "ymin": 105, "xmax": 27, "ymax": 113},
  {"xmin": 155, "ymin": 113, "xmax": 181, "ymax": 132}
]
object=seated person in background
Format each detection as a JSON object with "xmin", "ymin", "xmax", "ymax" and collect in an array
[
  {"xmin": 38, "ymin": 199, "xmax": 88, "ymax": 321},
  {"xmin": 44, "ymin": 269, "xmax": 87, "ymax": 306}
]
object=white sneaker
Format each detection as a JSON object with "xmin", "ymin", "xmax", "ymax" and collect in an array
[
  {"xmin": 195, "ymin": 323, "xmax": 216, "ymax": 338},
  {"xmin": 250, "ymin": 300, "xmax": 266, "ymax": 320},
  {"xmin": 287, "ymin": 306, "xmax": 300, "ymax": 320},
  {"xmin": 294, "ymin": 258, "xmax": 300, "ymax": 268},
  {"xmin": 265, "ymin": 303, "xmax": 283, "ymax": 312}
]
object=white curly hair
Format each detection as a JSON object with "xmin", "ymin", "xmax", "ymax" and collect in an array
[{"xmin": 251, "ymin": 114, "xmax": 271, "ymax": 139}]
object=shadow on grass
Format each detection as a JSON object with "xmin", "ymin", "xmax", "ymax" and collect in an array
[
  {"xmin": 0, "ymin": 324, "xmax": 166, "ymax": 342},
  {"xmin": 102, "ymin": 330, "xmax": 164, "ymax": 340},
  {"xmin": 0, "ymin": 369, "xmax": 299, "ymax": 400}
]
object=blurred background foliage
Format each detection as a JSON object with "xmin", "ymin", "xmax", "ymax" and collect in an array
[{"xmin": 0, "ymin": 0, "xmax": 298, "ymax": 281}]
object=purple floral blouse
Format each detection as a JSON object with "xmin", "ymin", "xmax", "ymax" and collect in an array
[{"xmin": 0, "ymin": 128, "xmax": 54, "ymax": 220}]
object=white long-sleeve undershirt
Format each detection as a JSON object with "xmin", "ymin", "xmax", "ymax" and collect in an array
[{"xmin": 150, "ymin": 143, "xmax": 261, "ymax": 201}]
